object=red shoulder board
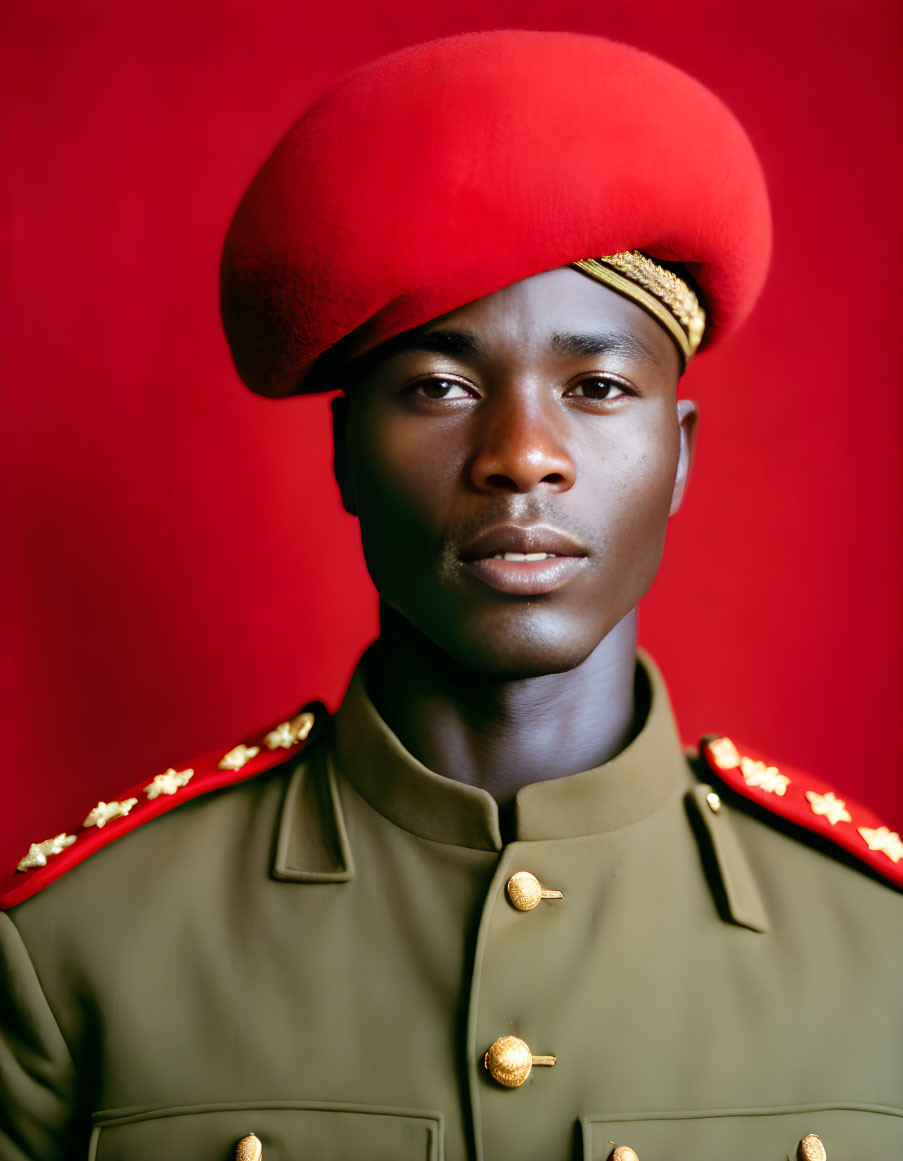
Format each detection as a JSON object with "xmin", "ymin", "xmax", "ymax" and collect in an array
[
  {"xmin": 702, "ymin": 735, "xmax": 903, "ymax": 889},
  {"xmin": 1, "ymin": 705, "xmax": 324, "ymax": 909}
]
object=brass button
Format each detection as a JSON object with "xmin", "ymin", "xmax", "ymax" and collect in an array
[
  {"xmin": 483, "ymin": 1035, "xmax": 556, "ymax": 1087},
  {"xmin": 798, "ymin": 1134, "xmax": 826, "ymax": 1161},
  {"xmin": 235, "ymin": 1135, "xmax": 262, "ymax": 1161},
  {"xmin": 609, "ymin": 1148, "xmax": 639, "ymax": 1161},
  {"xmin": 506, "ymin": 871, "xmax": 564, "ymax": 912},
  {"xmin": 705, "ymin": 790, "xmax": 722, "ymax": 813}
]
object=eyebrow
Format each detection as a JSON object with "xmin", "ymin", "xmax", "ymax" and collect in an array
[
  {"xmin": 377, "ymin": 326, "xmax": 659, "ymax": 366},
  {"xmin": 379, "ymin": 328, "xmax": 484, "ymax": 360},
  {"xmin": 550, "ymin": 329, "xmax": 658, "ymax": 365}
]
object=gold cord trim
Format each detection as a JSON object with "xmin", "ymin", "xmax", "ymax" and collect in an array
[{"xmin": 571, "ymin": 253, "xmax": 705, "ymax": 364}]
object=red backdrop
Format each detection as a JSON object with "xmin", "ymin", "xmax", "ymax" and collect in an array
[{"xmin": 2, "ymin": 0, "xmax": 901, "ymax": 871}]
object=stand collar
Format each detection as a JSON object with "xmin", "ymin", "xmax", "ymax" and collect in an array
[{"xmin": 333, "ymin": 649, "xmax": 690, "ymax": 851}]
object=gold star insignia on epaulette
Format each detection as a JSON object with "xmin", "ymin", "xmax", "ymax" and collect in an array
[
  {"xmin": 805, "ymin": 790, "xmax": 852, "ymax": 826},
  {"xmin": 739, "ymin": 756, "xmax": 790, "ymax": 796},
  {"xmin": 217, "ymin": 743, "xmax": 260, "ymax": 771},
  {"xmin": 16, "ymin": 833, "xmax": 77, "ymax": 872},
  {"xmin": 144, "ymin": 767, "xmax": 194, "ymax": 800},
  {"xmin": 858, "ymin": 826, "xmax": 903, "ymax": 863},
  {"xmin": 83, "ymin": 798, "xmax": 138, "ymax": 828},
  {"xmin": 707, "ymin": 736, "xmax": 742, "ymax": 770},
  {"xmin": 264, "ymin": 711, "xmax": 315, "ymax": 750}
]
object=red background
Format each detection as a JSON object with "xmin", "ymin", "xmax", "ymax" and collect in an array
[{"xmin": 2, "ymin": 0, "xmax": 901, "ymax": 871}]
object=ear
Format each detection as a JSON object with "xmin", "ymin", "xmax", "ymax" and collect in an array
[
  {"xmin": 331, "ymin": 394, "xmax": 358, "ymax": 516},
  {"xmin": 669, "ymin": 398, "xmax": 699, "ymax": 517}
]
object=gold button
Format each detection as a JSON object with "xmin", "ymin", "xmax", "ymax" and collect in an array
[
  {"xmin": 705, "ymin": 790, "xmax": 722, "ymax": 813},
  {"xmin": 609, "ymin": 1148, "xmax": 639, "ymax": 1161},
  {"xmin": 798, "ymin": 1134, "xmax": 826, "ymax": 1161},
  {"xmin": 506, "ymin": 871, "xmax": 565, "ymax": 912},
  {"xmin": 483, "ymin": 1035, "xmax": 556, "ymax": 1087},
  {"xmin": 235, "ymin": 1135, "xmax": 262, "ymax": 1161}
]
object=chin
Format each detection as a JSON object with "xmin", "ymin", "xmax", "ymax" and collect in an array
[{"xmin": 429, "ymin": 606, "xmax": 609, "ymax": 680}]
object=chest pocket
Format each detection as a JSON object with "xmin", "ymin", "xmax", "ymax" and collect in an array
[
  {"xmin": 582, "ymin": 1104, "xmax": 903, "ymax": 1160},
  {"xmin": 88, "ymin": 1101, "xmax": 443, "ymax": 1161}
]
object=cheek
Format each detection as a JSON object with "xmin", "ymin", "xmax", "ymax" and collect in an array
[
  {"xmin": 586, "ymin": 420, "xmax": 680, "ymax": 568},
  {"xmin": 348, "ymin": 413, "xmax": 462, "ymax": 570}
]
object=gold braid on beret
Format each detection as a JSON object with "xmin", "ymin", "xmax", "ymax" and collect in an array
[{"xmin": 571, "ymin": 253, "xmax": 706, "ymax": 365}]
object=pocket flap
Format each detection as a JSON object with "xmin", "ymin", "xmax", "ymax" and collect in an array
[
  {"xmin": 583, "ymin": 1103, "xmax": 903, "ymax": 1160},
  {"xmin": 89, "ymin": 1101, "xmax": 443, "ymax": 1161}
]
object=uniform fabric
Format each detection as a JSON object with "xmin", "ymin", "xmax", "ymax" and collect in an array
[
  {"xmin": 220, "ymin": 30, "xmax": 772, "ymax": 396},
  {"xmin": 1, "ymin": 654, "xmax": 900, "ymax": 1160}
]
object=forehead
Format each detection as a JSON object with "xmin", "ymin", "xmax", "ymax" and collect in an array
[{"xmin": 343, "ymin": 267, "xmax": 682, "ymax": 381}]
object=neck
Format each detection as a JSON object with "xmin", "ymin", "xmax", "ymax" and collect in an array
[{"xmin": 363, "ymin": 607, "xmax": 639, "ymax": 809}]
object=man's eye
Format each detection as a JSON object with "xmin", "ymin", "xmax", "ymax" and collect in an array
[
  {"xmin": 565, "ymin": 378, "xmax": 629, "ymax": 401},
  {"xmin": 412, "ymin": 378, "xmax": 474, "ymax": 400}
]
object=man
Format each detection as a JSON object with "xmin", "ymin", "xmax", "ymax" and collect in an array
[{"xmin": 1, "ymin": 30, "xmax": 901, "ymax": 1161}]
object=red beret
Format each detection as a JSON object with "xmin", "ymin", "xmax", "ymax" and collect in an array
[{"xmin": 221, "ymin": 30, "xmax": 771, "ymax": 397}]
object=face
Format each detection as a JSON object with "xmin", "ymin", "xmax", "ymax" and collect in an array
[{"xmin": 332, "ymin": 266, "xmax": 698, "ymax": 678}]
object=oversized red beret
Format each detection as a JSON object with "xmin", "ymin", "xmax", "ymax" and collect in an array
[{"xmin": 221, "ymin": 30, "xmax": 771, "ymax": 397}]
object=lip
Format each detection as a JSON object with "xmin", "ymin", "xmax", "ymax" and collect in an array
[
  {"xmin": 463, "ymin": 555, "xmax": 587, "ymax": 595},
  {"xmin": 460, "ymin": 523, "xmax": 589, "ymax": 562},
  {"xmin": 459, "ymin": 523, "xmax": 589, "ymax": 596}
]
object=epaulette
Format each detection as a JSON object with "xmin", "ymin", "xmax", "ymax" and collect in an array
[
  {"xmin": 1, "ymin": 704, "xmax": 325, "ymax": 909},
  {"xmin": 701, "ymin": 735, "xmax": 903, "ymax": 890}
]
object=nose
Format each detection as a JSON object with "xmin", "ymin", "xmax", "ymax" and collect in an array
[{"xmin": 469, "ymin": 390, "xmax": 576, "ymax": 493}]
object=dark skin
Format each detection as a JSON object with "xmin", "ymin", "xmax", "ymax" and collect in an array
[{"xmin": 331, "ymin": 266, "xmax": 698, "ymax": 810}]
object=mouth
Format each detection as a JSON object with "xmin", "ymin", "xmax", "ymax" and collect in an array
[{"xmin": 459, "ymin": 523, "xmax": 589, "ymax": 596}]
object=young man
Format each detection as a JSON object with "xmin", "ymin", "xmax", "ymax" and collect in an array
[{"xmin": 2, "ymin": 30, "xmax": 900, "ymax": 1161}]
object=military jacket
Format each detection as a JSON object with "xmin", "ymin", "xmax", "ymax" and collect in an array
[{"xmin": 1, "ymin": 654, "xmax": 901, "ymax": 1160}]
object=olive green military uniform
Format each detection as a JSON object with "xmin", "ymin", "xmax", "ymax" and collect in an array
[{"xmin": 2, "ymin": 654, "xmax": 901, "ymax": 1160}]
